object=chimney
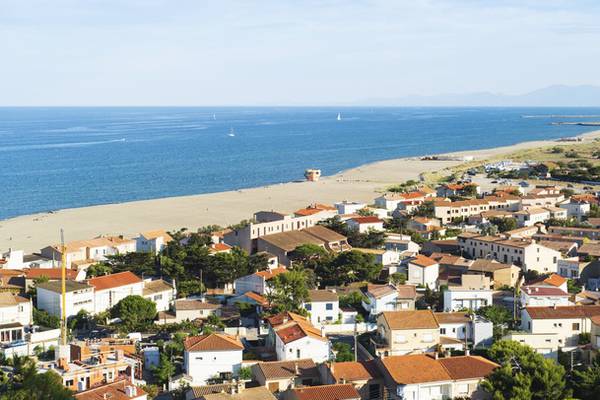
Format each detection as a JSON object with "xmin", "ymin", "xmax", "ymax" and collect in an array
[
  {"xmin": 294, "ymin": 362, "xmax": 299, "ymax": 375},
  {"xmin": 115, "ymin": 349, "xmax": 124, "ymax": 361},
  {"xmin": 553, "ymin": 303, "xmax": 557, "ymax": 310},
  {"xmin": 465, "ymin": 349, "xmax": 470, "ymax": 356},
  {"xmin": 434, "ymin": 352, "xmax": 439, "ymax": 360}
]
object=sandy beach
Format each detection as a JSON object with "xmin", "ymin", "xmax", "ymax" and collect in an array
[{"xmin": 2, "ymin": 130, "xmax": 600, "ymax": 253}]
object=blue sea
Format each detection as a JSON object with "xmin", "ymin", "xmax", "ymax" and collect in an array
[{"xmin": 1, "ymin": 107, "xmax": 599, "ymax": 220}]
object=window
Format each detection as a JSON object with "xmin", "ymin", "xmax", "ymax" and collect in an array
[
  {"xmin": 326, "ymin": 303, "xmax": 333, "ymax": 310},
  {"xmin": 305, "ymin": 304, "xmax": 311, "ymax": 311},
  {"xmin": 573, "ymin": 323, "xmax": 580, "ymax": 331},
  {"xmin": 440, "ymin": 328, "xmax": 446, "ymax": 334},
  {"xmin": 296, "ymin": 349, "xmax": 301, "ymax": 358}
]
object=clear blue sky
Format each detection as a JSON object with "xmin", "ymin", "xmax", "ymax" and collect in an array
[{"xmin": 2, "ymin": 0, "xmax": 600, "ymax": 105}]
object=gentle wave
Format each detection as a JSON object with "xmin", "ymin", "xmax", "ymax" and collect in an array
[{"xmin": 0, "ymin": 138, "xmax": 126, "ymax": 152}]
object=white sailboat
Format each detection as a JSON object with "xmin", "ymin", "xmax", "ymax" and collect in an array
[
  {"xmin": 228, "ymin": 127, "xmax": 235, "ymax": 137},
  {"xmin": 337, "ymin": 112, "xmax": 342, "ymax": 121}
]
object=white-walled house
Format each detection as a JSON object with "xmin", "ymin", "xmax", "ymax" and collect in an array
[
  {"xmin": 346, "ymin": 217, "xmax": 385, "ymax": 233},
  {"xmin": 37, "ymin": 281, "xmax": 95, "ymax": 318},
  {"xmin": 458, "ymin": 234, "xmax": 561, "ymax": 274},
  {"xmin": 0, "ymin": 292, "xmax": 32, "ymax": 327},
  {"xmin": 407, "ymin": 255, "xmax": 439, "ymax": 288},
  {"xmin": 142, "ymin": 279, "xmax": 176, "ymax": 312},
  {"xmin": 273, "ymin": 318, "xmax": 330, "ymax": 363},
  {"xmin": 136, "ymin": 230, "xmax": 173, "ymax": 255},
  {"xmin": 88, "ymin": 271, "xmax": 144, "ymax": 314},
  {"xmin": 40, "ymin": 236, "xmax": 136, "ymax": 269},
  {"xmin": 362, "ymin": 284, "xmax": 399, "ymax": 317},
  {"xmin": 303, "ymin": 290, "xmax": 339, "ymax": 326},
  {"xmin": 183, "ymin": 333, "xmax": 244, "ymax": 385},
  {"xmin": 520, "ymin": 286, "xmax": 571, "ymax": 307},
  {"xmin": 559, "ymin": 199, "xmax": 590, "ymax": 221},
  {"xmin": 518, "ymin": 305, "xmax": 600, "ymax": 357},
  {"xmin": 335, "ymin": 201, "xmax": 367, "ymax": 215},
  {"xmin": 379, "ymin": 354, "xmax": 498, "ymax": 400},
  {"xmin": 234, "ymin": 267, "xmax": 286, "ymax": 295},
  {"xmin": 442, "ymin": 274, "xmax": 493, "ymax": 312}
]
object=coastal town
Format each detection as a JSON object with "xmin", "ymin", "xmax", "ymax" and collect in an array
[{"xmin": 4, "ymin": 137, "xmax": 600, "ymax": 399}]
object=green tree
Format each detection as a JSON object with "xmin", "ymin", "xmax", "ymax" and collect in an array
[
  {"xmin": 489, "ymin": 217, "xmax": 518, "ymax": 233},
  {"xmin": 339, "ymin": 291, "xmax": 366, "ymax": 310},
  {"xmin": 288, "ymin": 244, "xmax": 330, "ymax": 270},
  {"xmin": 86, "ymin": 262, "xmax": 113, "ymax": 277},
  {"xmin": 572, "ymin": 358, "xmax": 600, "ymax": 400},
  {"xmin": 32, "ymin": 308, "xmax": 60, "ymax": 329},
  {"xmin": 152, "ymin": 353, "xmax": 176, "ymax": 386},
  {"xmin": 476, "ymin": 305, "xmax": 512, "ymax": 339},
  {"xmin": 238, "ymin": 366, "xmax": 252, "ymax": 380},
  {"xmin": 482, "ymin": 340, "xmax": 570, "ymax": 400},
  {"xmin": 333, "ymin": 342, "xmax": 354, "ymax": 362},
  {"xmin": 110, "ymin": 295, "xmax": 157, "ymax": 331},
  {"xmin": 266, "ymin": 269, "xmax": 310, "ymax": 313},
  {"xmin": 390, "ymin": 272, "xmax": 407, "ymax": 286}
]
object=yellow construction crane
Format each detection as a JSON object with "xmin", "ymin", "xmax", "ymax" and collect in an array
[{"xmin": 60, "ymin": 228, "xmax": 67, "ymax": 347}]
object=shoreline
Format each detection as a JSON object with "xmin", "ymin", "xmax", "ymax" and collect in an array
[{"xmin": 2, "ymin": 129, "xmax": 600, "ymax": 253}]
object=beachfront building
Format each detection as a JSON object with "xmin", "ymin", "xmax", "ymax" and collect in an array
[
  {"xmin": 346, "ymin": 216, "xmax": 385, "ymax": 233},
  {"xmin": 458, "ymin": 233, "xmax": 561, "ymax": 274},
  {"xmin": 0, "ymin": 249, "xmax": 52, "ymax": 270},
  {"xmin": 183, "ymin": 333, "xmax": 244, "ymax": 385},
  {"xmin": 384, "ymin": 233, "xmax": 421, "ymax": 254},
  {"xmin": 520, "ymin": 193, "xmax": 565, "ymax": 209},
  {"xmin": 302, "ymin": 289, "xmax": 339, "ymax": 326},
  {"xmin": 293, "ymin": 203, "xmax": 338, "ymax": 222},
  {"xmin": 374, "ymin": 191, "xmax": 430, "ymax": 212},
  {"xmin": 224, "ymin": 211, "xmax": 318, "ymax": 253},
  {"xmin": 136, "ymin": 230, "xmax": 173, "ymax": 254},
  {"xmin": 40, "ymin": 236, "xmax": 136, "ymax": 269},
  {"xmin": 334, "ymin": 201, "xmax": 367, "ymax": 215},
  {"xmin": 433, "ymin": 196, "xmax": 520, "ymax": 224},
  {"xmin": 436, "ymin": 183, "xmax": 481, "ymax": 198}
]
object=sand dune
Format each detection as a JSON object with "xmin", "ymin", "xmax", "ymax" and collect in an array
[{"xmin": 2, "ymin": 130, "xmax": 599, "ymax": 253}]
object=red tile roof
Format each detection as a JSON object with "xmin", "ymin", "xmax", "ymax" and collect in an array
[
  {"xmin": 275, "ymin": 320, "xmax": 326, "ymax": 344},
  {"xmin": 331, "ymin": 360, "xmax": 380, "ymax": 382},
  {"xmin": 74, "ymin": 379, "xmax": 147, "ymax": 400},
  {"xmin": 87, "ymin": 271, "xmax": 142, "ymax": 291},
  {"xmin": 350, "ymin": 216, "xmax": 382, "ymax": 224},
  {"xmin": 289, "ymin": 384, "xmax": 360, "ymax": 400},
  {"xmin": 25, "ymin": 268, "xmax": 79, "ymax": 280},
  {"xmin": 525, "ymin": 305, "xmax": 600, "ymax": 319},
  {"xmin": 381, "ymin": 354, "xmax": 498, "ymax": 384},
  {"xmin": 255, "ymin": 267, "xmax": 287, "ymax": 280},
  {"xmin": 381, "ymin": 310, "xmax": 439, "ymax": 330},
  {"xmin": 522, "ymin": 286, "xmax": 569, "ymax": 297},
  {"xmin": 410, "ymin": 254, "xmax": 438, "ymax": 267},
  {"xmin": 183, "ymin": 333, "xmax": 244, "ymax": 352}
]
